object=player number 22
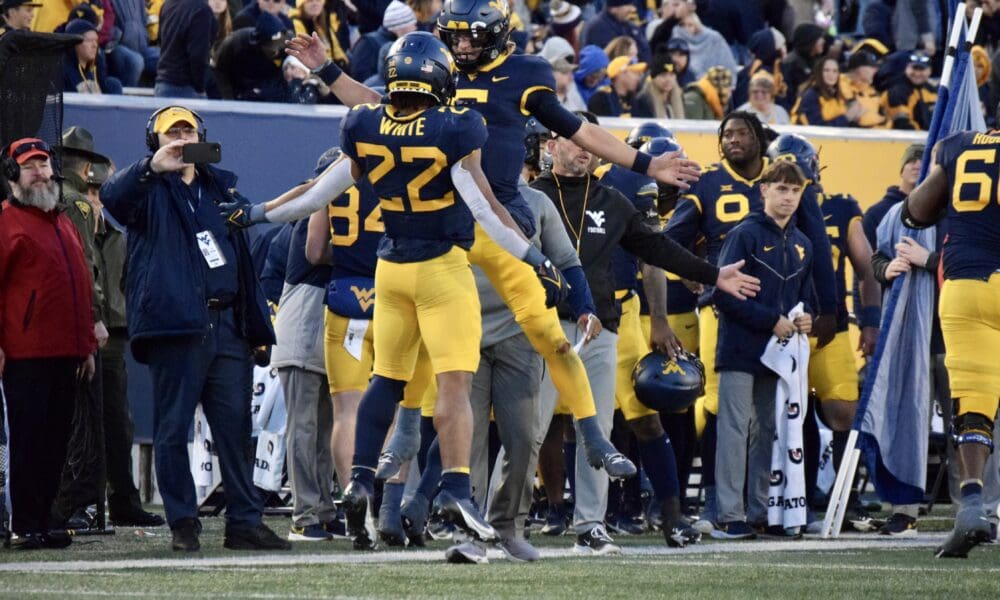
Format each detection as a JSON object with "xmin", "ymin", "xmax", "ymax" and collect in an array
[{"xmin": 355, "ymin": 142, "xmax": 454, "ymax": 213}]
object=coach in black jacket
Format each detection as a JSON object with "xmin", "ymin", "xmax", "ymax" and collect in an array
[{"xmin": 530, "ymin": 113, "xmax": 758, "ymax": 549}]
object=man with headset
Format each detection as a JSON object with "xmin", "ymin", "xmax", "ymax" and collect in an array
[
  {"xmin": 100, "ymin": 106, "xmax": 289, "ymax": 552},
  {"xmin": 0, "ymin": 137, "xmax": 96, "ymax": 550}
]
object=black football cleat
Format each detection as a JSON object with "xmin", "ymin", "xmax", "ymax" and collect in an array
[
  {"xmin": 936, "ymin": 507, "xmax": 992, "ymax": 558},
  {"xmin": 433, "ymin": 490, "xmax": 499, "ymax": 543},
  {"xmin": 342, "ymin": 482, "xmax": 378, "ymax": 551}
]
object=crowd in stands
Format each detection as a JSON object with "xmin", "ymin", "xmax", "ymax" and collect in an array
[{"xmin": 1, "ymin": 0, "xmax": 998, "ymax": 128}]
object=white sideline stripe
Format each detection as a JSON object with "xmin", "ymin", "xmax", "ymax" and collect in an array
[{"xmin": 0, "ymin": 534, "xmax": 959, "ymax": 573}]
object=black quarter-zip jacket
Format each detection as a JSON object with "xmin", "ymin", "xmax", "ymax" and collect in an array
[{"xmin": 531, "ymin": 171, "xmax": 719, "ymax": 332}]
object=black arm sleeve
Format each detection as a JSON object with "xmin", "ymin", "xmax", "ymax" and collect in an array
[
  {"xmin": 620, "ymin": 211, "xmax": 720, "ymax": 285},
  {"xmin": 524, "ymin": 88, "xmax": 584, "ymax": 139},
  {"xmin": 871, "ymin": 249, "xmax": 892, "ymax": 286}
]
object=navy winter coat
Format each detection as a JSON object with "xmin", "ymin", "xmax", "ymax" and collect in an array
[{"xmin": 101, "ymin": 159, "xmax": 274, "ymax": 361}]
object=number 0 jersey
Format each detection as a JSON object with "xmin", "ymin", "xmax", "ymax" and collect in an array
[
  {"xmin": 340, "ymin": 103, "xmax": 488, "ymax": 263},
  {"xmin": 936, "ymin": 130, "xmax": 1000, "ymax": 280},
  {"xmin": 820, "ymin": 193, "xmax": 863, "ymax": 330},
  {"xmin": 664, "ymin": 159, "xmax": 769, "ymax": 267}
]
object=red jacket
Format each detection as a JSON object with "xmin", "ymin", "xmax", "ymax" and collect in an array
[{"xmin": 0, "ymin": 201, "xmax": 97, "ymax": 360}]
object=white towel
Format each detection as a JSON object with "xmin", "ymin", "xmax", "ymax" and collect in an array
[{"xmin": 760, "ymin": 302, "xmax": 810, "ymax": 529}]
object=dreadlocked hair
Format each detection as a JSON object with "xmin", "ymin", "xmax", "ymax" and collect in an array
[{"xmin": 718, "ymin": 110, "xmax": 768, "ymax": 161}]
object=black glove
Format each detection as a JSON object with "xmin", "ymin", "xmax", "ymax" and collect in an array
[
  {"xmin": 524, "ymin": 247, "xmax": 570, "ymax": 308},
  {"xmin": 219, "ymin": 191, "xmax": 264, "ymax": 229}
]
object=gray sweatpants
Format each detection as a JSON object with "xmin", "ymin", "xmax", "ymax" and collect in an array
[
  {"xmin": 536, "ymin": 321, "xmax": 618, "ymax": 535},
  {"xmin": 469, "ymin": 333, "xmax": 544, "ymax": 539},
  {"xmin": 278, "ymin": 367, "xmax": 336, "ymax": 527},
  {"xmin": 716, "ymin": 370, "xmax": 777, "ymax": 524}
]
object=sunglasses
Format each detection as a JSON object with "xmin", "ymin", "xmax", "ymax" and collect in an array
[{"xmin": 9, "ymin": 139, "xmax": 51, "ymax": 160}]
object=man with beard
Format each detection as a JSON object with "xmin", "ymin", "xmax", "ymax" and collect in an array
[
  {"xmin": 0, "ymin": 138, "xmax": 97, "ymax": 550},
  {"xmin": 664, "ymin": 112, "xmax": 836, "ymax": 532}
]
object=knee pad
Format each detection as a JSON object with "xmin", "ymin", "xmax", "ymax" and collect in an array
[
  {"xmin": 953, "ymin": 411, "xmax": 995, "ymax": 452},
  {"xmin": 369, "ymin": 375, "xmax": 407, "ymax": 401},
  {"xmin": 628, "ymin": 414, "xmax": 665, "ymax": 442}
]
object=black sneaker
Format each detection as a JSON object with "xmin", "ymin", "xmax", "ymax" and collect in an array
[
  {"xmin": 170, "ymin": 517, "xmax": 201, "ymax": 552},
  {"xmin": 433, "ymin": 490, "xmax": 499, "ymax": 543},
  {"xmin": 110, "ymin": 507, "xmax": 166, "ymax": 528},
  {"xmin": 541, "ymin": 505, "xmax": 566, "ymax": 536},
  {"xmin": 663, "ymin": 520, "xmax": 702, "ymax": 548},
  {"xmin": 343, "ymin": 482, "xmax": 378, "ymax": 550},
  {"xmin": 323, "ymin": 514, "xmax": 350, "ymax": 539},
  {"xmin": 573, "ymin": 524, "xmax": 621, "ymax": 556},
  {"xmin": 606, "ymin": 514, "xmax": 645, "ymax": 535},
  {"xmin": 879, "ymin": 513, "xmax": 917, "ymax": 537},
  {"xmin": 445, "ymin": 541, "xmax": 489, "ymax": 564},
  {"xmin": 64, "ymin": 506, "xmax": 97, "ymax": 531},
  {"xmin": 710, "ymin": 520, "xmax": 757, "ymax": 540},
  {"xmin": 846, "ymin": 506, "xmax": 882, "ymax": 533},
  {"xmin": 11, "ymin": 534, "xmax": 43, "ymax": 551},
  {"xmin": 223, "ymin": 523, "xmax": 292, "ymax": 551}
]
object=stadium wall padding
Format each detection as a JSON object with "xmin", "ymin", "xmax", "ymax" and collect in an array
[{"xmin": 63, "ymin": 95, "xmax": 926, "ymax": 442}]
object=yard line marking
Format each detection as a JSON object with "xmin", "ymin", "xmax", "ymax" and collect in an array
[{"xmin": 0, "ymin": 534, "xmax": 960, "ymax": 573}]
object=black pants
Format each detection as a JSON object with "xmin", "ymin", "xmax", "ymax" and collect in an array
[{"xmin": 4, "ymin": 357, "xmax": 78, "ymax": 535}]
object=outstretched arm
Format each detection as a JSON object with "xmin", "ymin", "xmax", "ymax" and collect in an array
[
  {"xmin": 223, "ymin": 156, "xmax": 360, "ymax": 227},
  {"xmin": 285, "ymin": 33, "xmax": 382, "ymax": 107}
]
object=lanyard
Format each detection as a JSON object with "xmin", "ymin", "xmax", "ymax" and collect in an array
[{"xmin": 552, "ymin": 172, "xmax": 591, "ymax": 255}]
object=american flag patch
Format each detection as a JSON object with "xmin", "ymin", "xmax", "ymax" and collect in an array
[{"xmin": 421, "ymin": 63, "xmax": 434, "ymax": 73}]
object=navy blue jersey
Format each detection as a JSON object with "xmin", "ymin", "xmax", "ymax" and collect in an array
[
  {"xmin": 936, "ymin": 130, "xmax": 1000, "ymax": 280},
  {"xmin": 328, "ymin": 178, "xmax": 381, "ymax": 279},
  {"xmin": 340, "ymin": 103, "xmax": 488, "ymax": 263},
  {"xmin": 820, "ymin": 192, "xmax": 863, "ymax": 330},
  {"xmin": 664, "ymin": 159, "xmax": 768, "ymax": 267},
  {"xmin": 452, "ymin": 53, "xmax": 555, "ymax": 214},
  {"xmin": 597, "ymin": 163, "xmax": 658, "ymax": 292}
]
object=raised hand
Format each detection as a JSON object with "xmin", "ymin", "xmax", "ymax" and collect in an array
[
  {"xmin": 715, "ymin": 260, "xmax": 761, "ymax": 300},
  {"xmin": 648, "ymin": 151, "xmax": 701, "ymax": 190},
  {"xmin": 285, "ymin": 32, "xmax": 328, "ymax": 71}
]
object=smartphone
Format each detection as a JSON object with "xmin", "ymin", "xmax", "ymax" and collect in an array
[{"xmin": 182, "ymin": 142, "xmax": 222, "ymax": 164}]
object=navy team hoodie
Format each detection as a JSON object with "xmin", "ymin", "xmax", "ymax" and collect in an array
[{"xmin": 713, "ymin": 211, "xmax": 814, "ymax": 375}]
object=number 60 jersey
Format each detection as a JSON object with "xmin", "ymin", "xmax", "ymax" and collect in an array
[
  {"xmin": 936, "ymin": 130, "xmax": 1000, "ymax": 280},
  {"xmin": 339, "ymin": 102, "xmax": 489, "ymax": 264}
]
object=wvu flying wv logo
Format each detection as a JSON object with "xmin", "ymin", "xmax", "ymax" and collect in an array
[
  {"xmin": 586, "ymin": 210, "xmax": 606, "ymax": 234},
  {"xmin": 351, "ymin": 286, "xmax": 376, "ymax": 312},
  {"xmin": 662, "ymin": 360, "xmax": 685, "ymax": 376},
  {"xmin": 795, "ymin": 244, "xmax": 805, "ymax": 260}
]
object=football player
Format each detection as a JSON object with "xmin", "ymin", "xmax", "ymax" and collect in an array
[
  {"xmin": 286, "ymin": 0, "xmax": 704, "ymax": 479},
  {"xmin": 664, "ymin": 113, "xmax": 838, "ymax": 526},
  {"xmin": 768, "ymin": 135, "xmax": 881, "ymax": 529},
  {"xmin": 226, "ymin": 32, "xmax": 567, "ymax": 554},
  {"xmin": 301, "ymin": 157, "xmax": 438, "ymax": 545},
  {"xmin": 904, "ymin": 129, "xmax": 1000, "ymax": 558}
]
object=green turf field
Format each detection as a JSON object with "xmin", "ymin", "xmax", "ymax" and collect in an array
[{"xmin": 1, "ymin": 512, "xmax": 997, "ymax": 599}]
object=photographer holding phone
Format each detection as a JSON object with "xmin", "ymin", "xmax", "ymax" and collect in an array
[{"xmin": 100, "ymin": 106, "xmax": 288, "ymax": 553}]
